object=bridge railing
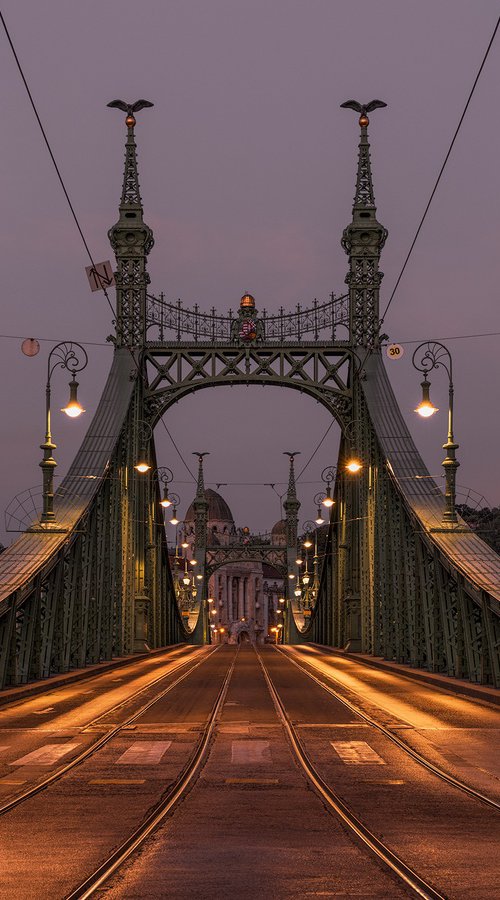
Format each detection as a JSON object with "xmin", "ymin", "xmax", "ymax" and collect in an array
[{"xmin": 146, "ymin": 293, "xmax": 349, "ymax": 343}]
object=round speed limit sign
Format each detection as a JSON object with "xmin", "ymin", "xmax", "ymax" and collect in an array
[{"xmin": 386, "ymin": 343, "xmax": 404, "ymax": 360}]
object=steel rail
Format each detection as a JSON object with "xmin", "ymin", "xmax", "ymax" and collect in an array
[
  {"xmin": 278, "ymin": 647, "xmax": 500, "ymax": 813},
  {"xmin": 0, "ymin": 646, "xmax": 219, "ymax": 817},
  {"xmin": 257, "ymin": 649, "xmax": 445, "ymax": 900},
  {"xmin": 66, "ymin": 648, "xmax": 238, "ymax": 899}
]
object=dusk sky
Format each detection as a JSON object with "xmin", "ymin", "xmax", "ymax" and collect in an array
[{"xmin": 1, "ymin": 0, "xmax": 499, "ymax": 544}]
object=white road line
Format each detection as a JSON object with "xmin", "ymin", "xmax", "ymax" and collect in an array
[
  {"xmin": 0, "ymin": 747, "xmax": 9, "ymax": 753},
  {"xmin": 231, "ymin": 740, "xmax": 271, "ymax": 764},
  {"xmin": 10, "ymin": 743, "xmax": 80, "ymax": 766},
  {"xmin": 116, "ymin": 741, "xmax": 172, "ymax": 765},
  {"xmin": 331, "ymin": 740, "xmax": 386, "ymax": 765},
  {"xmin": 33, "ymin": 707, "xmax": 55, "ymax": 715}
]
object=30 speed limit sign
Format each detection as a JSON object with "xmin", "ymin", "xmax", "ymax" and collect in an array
[{"xmin": 386, "ymin": 343, "xmax": 404, "ymax": 360}]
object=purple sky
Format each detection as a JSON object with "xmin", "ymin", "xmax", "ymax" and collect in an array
[{"xmin": 1, "ymin": 0, "xmax": 499, "ymax": 544}]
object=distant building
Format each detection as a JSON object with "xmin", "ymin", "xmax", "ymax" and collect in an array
[{"xmin": 181, "ymin": 489, "xmax": 285, "ymax": 644}]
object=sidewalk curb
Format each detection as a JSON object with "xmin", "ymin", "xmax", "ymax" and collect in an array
[
  {"xmin": 0, "ymin": 645, "xmax": 187, "ymax": 708},
  {"xmin": 311, "ymin": 645, "xmax": 500, "ymax": 707}
]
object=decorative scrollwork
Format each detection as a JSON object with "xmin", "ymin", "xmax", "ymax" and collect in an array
[{"xmin": 146, "ymin": 293, "xmax": 349, "ymax": 343}]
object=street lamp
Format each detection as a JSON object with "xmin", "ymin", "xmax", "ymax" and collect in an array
[
  {"xmin": 165, "ymin": 493, "xmax": 180, "ymax": 525},
  {"xmin": 320, "ymin": 467, "xmax": 336, "ymax": 508},
  {"xmin": 302, "ymin": 520, "xmax": 316, "ymax": 549},
  {"xmin": 34, "ymin": 341, "xmax": 88, "ymax": 530},
  {"xmin": 313, "ymin": 492, "xmax": 325, "ymax": 525},
  {"xmin": 412, "ymin": 341, "xmax": 460, "ymax": 527},
  {"xmin": 154, "ymin": 466, "xmax": 174, "ymax": 508},
  {"xmin": 342, "ymin": 421, "xmax": 363, "ymax": 473},
  {"xmin": 134, "ymin": 420, "xmax": 153, "ymax": 473}
]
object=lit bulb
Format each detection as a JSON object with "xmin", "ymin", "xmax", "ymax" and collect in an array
[
  {"xmin": 61, "ymin": 377, "xmax": 85, "ymax": 418},
  {"xmin": 62, "ymin": 403, "xmax": 85, "ymax": 418},
  {"xmin": 346, "ymin": 460, "xmax": 362, "ymax": 474},
  {"xmin": 415, "ymin": 403, "xmax": 438, "ymax": 418},
  {"xmin": 135, "ymin": 462, "xmax": 151, "ymax": 474}
]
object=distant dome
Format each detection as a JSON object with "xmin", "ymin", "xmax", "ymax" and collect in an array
[
  {"xmin": 185, "ymin": 488, "xmax": 234, "ymax": 524},
  {"xmin": 271, "ymin": 519, "xmax": 286, "ymax": 536}
]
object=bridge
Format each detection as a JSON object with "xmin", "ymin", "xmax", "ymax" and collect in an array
[
  {"xmin": 1, "ymin": 99, "xmax": 499, "ymax": 688},
  {"xmin": 0, "ymin": 100, "xmax": 499, "ymax": 899}
]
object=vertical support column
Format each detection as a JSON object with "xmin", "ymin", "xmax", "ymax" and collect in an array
[{"xmin": 238, "ymin": 578, "xmax": 245, "ymax": 619}]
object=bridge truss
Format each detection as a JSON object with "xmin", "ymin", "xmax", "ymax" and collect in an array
[{"xmin": 0, "ymin": 101, "xmax": 499, "ymax": 688}]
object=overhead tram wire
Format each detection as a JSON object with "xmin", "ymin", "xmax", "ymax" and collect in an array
[
  {"xmin": 378, "ymin": 13, "xmax": 500, "ymax": 333},
  {"xmin": 296, "ymin": 420, "xmax": 336, "ymax": 482},
  {"xmin": 0, "ymin": 12, "xmax": 197, "ymax": 485},
  {"xmin": 0, "ymin": 12, "xmax": 117, "ymax": 327}
]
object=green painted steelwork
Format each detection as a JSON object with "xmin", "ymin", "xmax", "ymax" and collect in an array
[{"xmin": 0, "ymin": 101, "xmax": 499, "ymax": 688}]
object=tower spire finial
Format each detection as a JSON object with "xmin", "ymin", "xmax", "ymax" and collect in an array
[
  {"xmin": 283, "ymin": 451, "xmax": 300, "ymax": 502},
  {"xmin": 107, "ymin": 100, "xmax": 154, "ymax": 210},
  {"xmin": 193, "ymin": 452, "xmax": 210, "ymax": 499},
  {"xmin": 283, "ymin": 452, "xmax": 301, "ymax": 550},
  {"xmin": 340, "ymin": 100, "xmax": 386, "ymax": 209},
  {"xmin": 340, "ymin": 100, "xmax": 388, "ymax": 348},
  {"xmin": 192, "ymin": 452, "xmax": 209, "ymax": 552},
  {"xmin": 107, "ymin": 100, "xmax": 154, "ymax": 349}
]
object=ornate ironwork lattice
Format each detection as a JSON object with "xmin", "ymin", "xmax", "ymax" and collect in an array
[{"xmin": 146, "ymin": 293, "xmax": 349, "ymax": 343}]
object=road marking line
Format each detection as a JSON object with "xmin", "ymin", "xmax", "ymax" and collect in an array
[
  {"xmin": 116, "ymin": 741, "xmax": 172, "ymax": 765},
  {"xmin": 0, "ymin": 746, "xmax": 9, "ymax": 753},
  {"xmin": 33, "ymin": 708, "xmax": 55, "ymax": 715},
  {"xmin": 0, "ymin": 779, "xmax": 27, "ymax": 785},
  {"xmin": 297, "ymin": 723, "xmax": 368, "ymax": 728},
  {"xmin": 231, "ymin": 740, "xmax": 271, "ymax": 764},
  {"xmin": 225, "ymin": 778, "xmax": 279, "ymax": 784},
  {"xmin": 89, "ymin": 779, "xmax": 146, "ymax": 785},
  {"xmin": 364, "ymin": 779, "xmax": 405, "ymax": 784},
  {"xmin": 10, "ymin": 743, "xmax": 80, "ymax": 766},
  {"xmin": 219, "ymin": 725, "xmax": 250, "ymax": 734},
  {"xmin": 331, "ymin": 740, "xmax": 386, "ymax": 765}
]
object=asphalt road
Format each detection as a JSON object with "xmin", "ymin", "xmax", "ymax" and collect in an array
[{"xmin": 0, "ymin": 644, "xmax": 498, "ymax": 899}]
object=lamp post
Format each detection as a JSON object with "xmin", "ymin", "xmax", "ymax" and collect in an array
[
  {"xmin": 313, "ymin": 492, "xmax": 325, "ymax": 525},
  {"xmin": 35, "ymin": 341, "xmax": 88, "ymax": 530},
  {"xmin": 154, "ymin": 466, "xmax": 174, "ymax": 508},
  {"xmin": 164, "ymin": 492, "xmax": 180, "ymax": 525},
  {"xmin": 134, "ymin": 420, "xmax": 153, "ymax": 473},
  {"xmin": 412, "ymin": 341, "xmax": 461, "ymax": 528},
  {"xmin": 320, "ymin": 467, "xmax": 336, "ymax": 509}
]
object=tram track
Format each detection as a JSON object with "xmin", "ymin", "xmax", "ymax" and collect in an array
[
  {"xmin": 2, "ymin": 644, "xmax": 496, "ymax": 899},
  {"xmin": 65, "ymin": 648, "xmax": 238, "ymax": 900},
  {"xmin": 0, "ymin": 645, "xmax": 218, "ymax": 817},
  {"xmin": 257, "ymin": 648, "xmax": 445, "ymax": 900},
  {"xmin": 277, "ymin": 646, "xmax": 500, "ymax": 813}
]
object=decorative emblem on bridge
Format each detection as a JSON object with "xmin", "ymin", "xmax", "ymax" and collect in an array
[{"xmin": 232, "ymin": 293, "xmax": 264, "ymax": 344}]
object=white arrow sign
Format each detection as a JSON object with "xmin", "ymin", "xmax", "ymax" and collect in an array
[{"xmin": 85, "ymin": 261, "xmax": 115, "ymax": 293}]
